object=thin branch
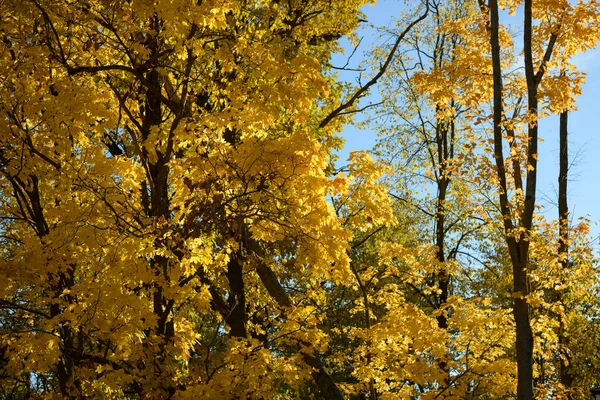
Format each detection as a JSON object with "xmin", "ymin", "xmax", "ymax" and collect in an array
[
  {"xmin": 0, "ymin": 298, "xmax": 50, "ymax": 319},
  {"xmin": 319, "ymin": 2, "xmax": 429, "ymax": 129}
]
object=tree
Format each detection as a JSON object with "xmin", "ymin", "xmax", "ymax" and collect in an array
[
  {"xmin": 0, "ymin": 0, "xmax": 431, "ymax": 397},
  {"xmin": 1, "ymin": 0, "xmax": 599, "ymax": 398},
  {"xmin": 483, "ymin": 0, "xmax": 600, "ymax": 396}
]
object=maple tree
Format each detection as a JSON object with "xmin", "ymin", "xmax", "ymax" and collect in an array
[
  {"xmin": 0, "ymin": 0, "xmax": 402, "ymax": 397},
  {"xmin": 483, "ymin": 0, "xmax": 600, "ymax": 396},
  {"xmin": 1, "ymin": 0, "xmax": 600, "ymax": 398}
]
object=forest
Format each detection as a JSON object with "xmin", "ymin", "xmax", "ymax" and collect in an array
[{"xmin": 1, "ymin": 0, "xmax": 599, "ymax": 398}]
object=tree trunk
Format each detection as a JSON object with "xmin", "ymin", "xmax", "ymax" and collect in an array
[
  {"xmin": 558, "ymin": 110, "xmax": 574, "ymax": 395},
  {"xmin": 489, "ymin": 0, "xmax": 535, "ymax": 396}
]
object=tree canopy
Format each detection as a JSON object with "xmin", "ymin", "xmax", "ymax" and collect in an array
[{"xmin": 1, "ymin": 0, "xmax": 599, "ymax": 398}]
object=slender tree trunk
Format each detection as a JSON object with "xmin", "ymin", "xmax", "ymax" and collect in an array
[
  {"xmin": 435, "ymin": 161, "xmax": 450, "ymax": 389},
  {"xmin": 558, "ymin": 110, "xmax": 574, "ymax": 395},
  {"xmin": 518, "ymin": 0, "xmax": 539, "ymax": 395},
  {"xmin": 489, "ymin": 0, "xmax": 535, "ymax": 397},
  {"xmin": 434, "ymin": 119, "xmax": 451, "ymax": 336},
  {"xmin": 140, "ymin": 27, "xmax": 177, "ymax": 397}
]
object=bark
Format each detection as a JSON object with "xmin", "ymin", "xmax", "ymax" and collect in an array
[
  {"xmin": 489, "ymin": 0, "xmax": 535, "ymax": 397},
  {"xmin": 140, "ymin": 26, "xmax": 177, "ymax": 397},
  {"xmin": 434, "ymin": 118, "xmax": 451, "ymax": 388},
  {"xmin": 558, "ymin": 110, "xmax": 574, "ymax": 394},
  {"xmin": 558, "ymin": 111, "xmax": 569, "ymax": 271},
  {"xmin": 226, "ymin": 253, "xmax": 248, "ymax": 338},
  {"xmin": 517, "ymin": 0, "xmax": 539, "ymax": 396}
]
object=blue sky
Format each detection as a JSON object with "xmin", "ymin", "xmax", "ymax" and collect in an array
[{"xmin": 334, "ymin": 0, "xmax": 600, "ymax": 241}]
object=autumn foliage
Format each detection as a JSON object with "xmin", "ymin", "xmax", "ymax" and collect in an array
[{"xmin": 0, "ymin": 0, "xmax": 599, "ymax": 398}]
